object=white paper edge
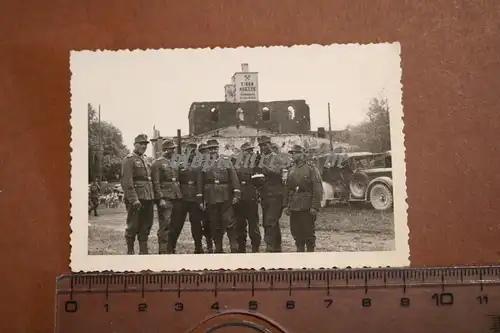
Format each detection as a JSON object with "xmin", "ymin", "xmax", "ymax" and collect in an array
[{"xmin": 69, "ymin": 42, "xmax": 409, "ymax": 272}]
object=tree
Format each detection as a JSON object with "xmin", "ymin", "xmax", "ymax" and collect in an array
[
  {"xmin": 346, "ymin": 97, "xmax": 391, "ymax": 153},
  {"xmin": 88, "ymin": 104, "xmax": 129, "ymax": 182}
]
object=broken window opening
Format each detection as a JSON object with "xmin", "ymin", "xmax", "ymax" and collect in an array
[
  {"xmin": 210, "ymin": 107, "xmax": 219, "ymax": 122},
  {"xmin": 262, "ymin": 107, "xmax": 271, "ymax": 121},
  {"xmin": 287, "ymin": 106, "xmax": 295, "ymax": 120},
  {"xmin": 236, "ymin": 108, "xmax": 244, "ymax": 121}
]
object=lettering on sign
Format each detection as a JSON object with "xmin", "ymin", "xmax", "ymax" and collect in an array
[{"xmin": 234, "ymin": 73, "xmax": 258, "ymax": 101}]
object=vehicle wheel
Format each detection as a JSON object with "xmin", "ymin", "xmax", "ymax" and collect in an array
[
  {"xmin": 349, "ymin": 172, "xmax": 369, "ymax": 198},
  {"xmin": 321, "ymin": 198, "xmax": 331, "ymax": 208},
  {"xmin": 369, "ymin": 184, "xmax": 393, "ymax": 211}
]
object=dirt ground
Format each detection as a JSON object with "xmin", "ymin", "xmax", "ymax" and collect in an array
[{"xmin": 87, "ymin": 203, "xmax": 395, "ymax": 255}]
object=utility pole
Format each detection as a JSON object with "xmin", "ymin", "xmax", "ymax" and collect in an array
[
  {"xmin": 98, "ymin": 104, "xmax": 103, "ymax": 184},
  {"xmin": 88, "ymin": 103, "xmax": 93, "ymax": 183},
  {"xmin": 328, "ymin": 102, "xmax": 333, "ymax": 151},
  {"xmin": 176, "ymin": 129, "xmax": 182, "ymax": 154}
]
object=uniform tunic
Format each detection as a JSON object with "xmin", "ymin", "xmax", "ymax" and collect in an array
[
  {"xmin": 175, "ymin": 156, "xmax": 206, "ymax": 253},
  {"xmin": 121, "ymin": 153, "xmax": 155, "ymax": 247},
  {"xmin": 198, "ymin": 155, "xmax": 241, "ymax": 253},
  {"xmin": 150, "ymin": 155, "xmax": 182, "ymax": 254},
  {"xmin": 283, "ymin": 161, "xmax": 323, "ymax": 252},
  {"xmin": 256, "ymin": 151, "xmax": 287, "ymax": 252},
  {"xmin": 88, "ymin": 183, "xmax": 100, "ymax": 215},
  {"xmin": 233, "ymin": 153, "xmax": 262, "ymax": 253}
]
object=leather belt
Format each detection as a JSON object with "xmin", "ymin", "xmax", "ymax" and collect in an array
[
  {"xmin": 207, "ymin": 180, "xmax": 228, "ymax": 184},
  {"xmin": 161, "ymin": 177, "xmax": 177, "ymax": 182}
]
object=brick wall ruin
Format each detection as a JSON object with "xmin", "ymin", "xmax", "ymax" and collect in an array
[{"xmin": 188, "ymin": 100, "xmax": 311, "ymax": 136}]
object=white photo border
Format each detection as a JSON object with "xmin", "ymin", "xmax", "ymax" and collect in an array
[{"xmin": 69, "ymin": 43, "xmax": 409, "ymax": 272}]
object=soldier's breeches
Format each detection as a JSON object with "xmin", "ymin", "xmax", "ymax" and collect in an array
[
  {"xmin": 90, "ymin": 198, "xmax": 99, "ymax": 208},
  {"xmin": 289, "ymin": 210, "xmax": 316, "ymax": 252},
  {"xmin": 157, "ymin": 200, "xmax": 175, "ymax": 254},
  {"xmin": 185, "ymin": 202, "xmax": 203, "ymax": 243},
  {"xmin": 207, "ymin": 202, "xmax": 237, "ymax": 253},
  {"xmin": 261, "ymin": 195, "xmax": 283, "ymax": 252},
  {"xmin": 202, "ymin": 211, "xmax": 213, "ymax": 251},
  {"xmin": 125, "ymin": 200, "xmax": 154, "ymax": 242},
  {"xmin": 166, "ymin": 200, "xmax": 185, "ymax": 253},
  {"xmin": 234, "ymin": 200, "xmax": 261, "ymax": 252}
]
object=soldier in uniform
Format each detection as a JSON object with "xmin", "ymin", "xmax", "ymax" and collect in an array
[
  {"xmin": 197, "ymin": 143, "xmax": 214, "ymax": 253},
  {"xmin": 172, "ymin": 141, "xmax": 206, "ymax": 253},
  {"xmin": 88, "ymin": 178, "xmax": 101, "ymax": 216},
  {"xmin": 150, "ymin": 139, "xmax": 182, "ymax": 254},
  {"xmin": 121, "ymin": 134, "xmax": 155, "ymax": 255},
  {"xmin": 255, "ymin": 135, "xmax": 288, "ymax": 253},
  {"xmin": 271, "ymin": 143, "xmax": 280, "ymax": 154},
  {"xmin": 232, "ymin": 142, "xmax": 262, "ymax": 253},
  {"xmin": 198, "ymin": 139, "xmax": 241, "ymax": 253},
  {"xmin": 283, "ymin": 144, "xmax": 323, "ymax": 252}
]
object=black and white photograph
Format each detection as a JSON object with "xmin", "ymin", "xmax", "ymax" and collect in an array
[{"xmin": 70, "ymin": 43, "xmax": 408, "ymax": 271}]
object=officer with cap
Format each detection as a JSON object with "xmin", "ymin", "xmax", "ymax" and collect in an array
[
  {"xmin": 173, "ymin": 140, "xmax": 206, "ymax": 253},
  {"xmin": 256, "ymin": 135, "xmax": 287, "ymax": 252},
  {"xmin": 197, "ymin": 143, "xmax": 213, "ymax": 253},
  {"xmin": 232, "ymin": 142, "xmax": 262, "ymax": 253},
  {"xmin": 283, "ymin": 144, "xmax": 323, "ymax": 252},
  {"xmin": 121, "ymin": 134, "xmax": 155, "ymax": 255},
  {"xmin": 150, "ymin": 139, "xmax": 182, "ymax": 254},
  {"xmin": 198, "ymin": 139, "xmax": 241, "ymax": 253}
]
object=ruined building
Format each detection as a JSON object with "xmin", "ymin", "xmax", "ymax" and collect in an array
[
  {"xmin": 151, "ymin": 63, "xmax": 347, "ymax": 158},
  {"xmin": 188, "ymin": 99, "xmax": 311, "ymax": 137}
]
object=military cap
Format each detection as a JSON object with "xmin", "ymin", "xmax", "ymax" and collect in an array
[
  {"xmin": 134, "ymin": 134, "xmax": 150, "ymax": 144},
  {"xmin": 205, "ymin": 139, "xmax": 220, "ymax": 149},
  {"xmin": 288, "ymin": 144, "xmax": 305, "ymax": 154},
  {"xmin": 198, "ymin": 143, "xmax": 208, "ymax": 152},
  {"xmin": 162, "ymin": 139, "xmax": 177, "ymax": 150},
  {"xmin": 240, "ymin": 142, "xmax": 255, "ymax": 151},
  {"xmin": 185, "ymin": 140, "xmax": 198, "ymax": 148},
  {"xmin": 257, "ymin": 135, "xmax": 272, "ymax": 145}
]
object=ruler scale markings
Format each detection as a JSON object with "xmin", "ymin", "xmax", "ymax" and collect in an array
[
  {"xmin": 251, "ymin": 274, "xmax": 255, "ymax": 297},
  {"xmin": 141, "ymin": 275, "xmax": 145, "ymax": 299},
  {"xmin": 288, "ymin": 275, "xmax": 292, "ymax": 296},
  {"xmin": 105, "ymin": 276, "xmax": 109, "ymax": 301},
  {"xmin": 403, "ymin": 273, "xmax": 407, "ymax": 294},
  {"xmin": 177, "ymin": 276, "xmax": 181, "ymax": 298},
  {"xmin": 364, "ymin": 274, "xmax": 368, "ymax": 294},
  {"xmin": 56, "ymin": 280, "xmax": 500, "ymax": 295},
  {"xmin": 326, "ymin": 272, "xmax": 330, "ymax": 296}
]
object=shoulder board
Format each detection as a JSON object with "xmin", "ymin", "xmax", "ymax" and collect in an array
[{"xmin": 125, "ymin": 154, "xmax": 135, "ymax": 158}]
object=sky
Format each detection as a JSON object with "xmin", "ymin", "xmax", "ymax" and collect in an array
[{"xmin": 70, "ymin": 43, "xmax": 401, "ymax": 155}]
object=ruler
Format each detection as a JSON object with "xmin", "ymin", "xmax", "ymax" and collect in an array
[{"xmin": 55, "ymin": 266, "xmax": 500, "ymax": 333}]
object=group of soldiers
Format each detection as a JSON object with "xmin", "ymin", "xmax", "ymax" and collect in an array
[{"xmin": 120, "ymin": 133, "xmax": 324, "ymax": 255}]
